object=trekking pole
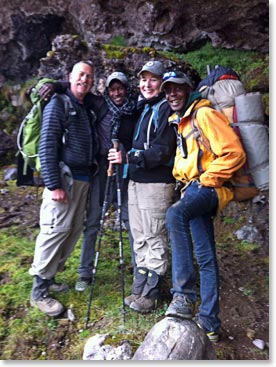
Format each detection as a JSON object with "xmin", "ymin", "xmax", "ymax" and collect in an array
[
  {"xmin": 85, "ymin": 158, "xmax": 114, "ymax": 329},
  {"xmin": 112, "ymin": 139, "xmax": 126, "ymax": 329}
]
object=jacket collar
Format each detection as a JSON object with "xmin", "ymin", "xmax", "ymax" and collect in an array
[{"xmin": 169, "ymin": 96, "xmax": 212, "ymax": 125}]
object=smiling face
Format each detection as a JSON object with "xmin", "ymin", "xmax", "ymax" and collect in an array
[
  {"xmin": 69, "ymin": 62, "xmax": 94, "ymax": 103},
  {"xmin": 108, "ymin": 80, "xmax": 127, "ymax": 106},
  {"xmin": 163, "ymin": 82, "xmax": 188, "ymax": 113},
  {"xmin": 139, "ymin": 71, "xmax": 162, "ymax": 100}
]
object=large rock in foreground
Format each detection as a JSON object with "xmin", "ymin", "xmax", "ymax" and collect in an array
[{"xmin": 132, "ymin": 317, "xmax": 216, "ymax": 360}]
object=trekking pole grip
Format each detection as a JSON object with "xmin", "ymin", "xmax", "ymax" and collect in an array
[{"xmin": 107, "ymin": 139, "xmax": 119, "ymax": 177}]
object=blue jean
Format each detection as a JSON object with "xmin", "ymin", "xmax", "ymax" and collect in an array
[{"xmin": 166, "ymin": 180, "xmax": 221, "ymax": 332}]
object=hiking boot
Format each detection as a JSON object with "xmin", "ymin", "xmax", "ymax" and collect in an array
[
  {"xmin": 129, "ymin": 270, "xmax": 161, "ymax": 313},
  {"xmin": 194, "ymin": 317, "xmax": 219, "ymax": 343},
  {"xmin": 165, "ymin": 294, "xmax": 194, "ymax": 319},
  {"xmin": 30, "ymin": 295, "xmax": 64, "ymax": 317},
  {"xmin": 124, "ymin": 294, "xmax": 140, "ymax": 307},
  {"xmin": 124, "ymin": 267, "xmax": 149, "ymax": 306},
  {"xmin": 75, "ymin": 277, "xmax": 91, "ymax": 292},
  {"xmin": 129, "ymin": 295, "xmax": 157, "ymax": 313},
  {"xmin": 49, "ymin": 282, "xmax": 69, "ymax": 293}
]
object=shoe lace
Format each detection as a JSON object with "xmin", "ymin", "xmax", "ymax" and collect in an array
[
  {"xmin": 78, "ymin": 280, "xmax": 88, "ymax": 286},
  {"xmin": 43, "ymin": 296, "xmax": 57, "ymax": 306},
  {"xmin": 173, "ymin": 294, "xmax": 192, "ymax": 306}
]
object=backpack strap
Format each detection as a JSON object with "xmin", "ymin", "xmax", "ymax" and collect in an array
[
  {"xmin": 188, "ymin": 108, "xmax": 217, "ymax": 174},
  {"xmin": 57, "ymin": 94, "xmax": 76, "ymax": 123},
  {"xmin": 134, "ymin": 104, "xmax": 151, "ymax": 141},
  {"xmin": 55, "ymin": 94, "xmax": 76, "ymax": 145},
  {"xmin": 151, "ymin": 98, "xmax": 167, "ymax": 129},
  {"xmin": 190, "ymin": 109, "xmax": 214, "ymax": 154},
  {"xmin": 172, "ymin": 124, "xmax": 188, "ymax": 159},
  {"xmin": 144, "ymin": 98, "xmax": 167, "ymax": 149}
]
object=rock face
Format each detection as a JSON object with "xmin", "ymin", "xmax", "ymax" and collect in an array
[
  {"xmin": 132, "ymin": 317, "xmax": 216, "ymax": 360},
  {"xmin": 0, "ymin": 0, "xmax": 268, "ymax": 80},
  {"xmin": 33, "ymin": 34, "xmax": 202, "ymax": 95}
]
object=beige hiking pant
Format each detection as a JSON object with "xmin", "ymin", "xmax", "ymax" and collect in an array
[
  {"xmin": 29, "ymin": 179, "xmax": 90, "ymax": 280},
  {"xmin": 128, "ymin": 180, "xmax": 175, "ymax": 276}
]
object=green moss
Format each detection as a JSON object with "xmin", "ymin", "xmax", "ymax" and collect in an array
[
  {"xmin": 110, "ymin": 35, "xmax": 127, "ymax": 47},
  {"xmin": 101, "ymin": 44, "xmax": 157, "ymax": 59},
  {"xmin": 160, "ymin": 42, "xmax": 268, "ymax": 89},
  {"xmin": 234, "ymin": 240, "xmax": 258, "ymax": 253}
]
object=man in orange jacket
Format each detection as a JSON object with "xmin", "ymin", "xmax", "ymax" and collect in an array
[{"xmin": 162, "ymin": 71, "xmax": 246, "ymax": 342}]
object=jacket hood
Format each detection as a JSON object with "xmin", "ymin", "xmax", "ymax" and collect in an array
[
  {"xmin": 183, "ymin": 91, "xmax": 202, "ymax": 112},
  {"xmin": 183, "ymin": 94, "xmax": 211, "ymax": 117}
]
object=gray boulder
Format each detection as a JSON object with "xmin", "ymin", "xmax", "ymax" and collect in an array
[{"xmin": 132, "ymin": 317, "xmax": 216, "ymax": 360}]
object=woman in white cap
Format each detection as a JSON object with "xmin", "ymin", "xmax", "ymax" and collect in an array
[{"xmin": 108, "ymin": 61, "xmax": 177, "ymax": 313}]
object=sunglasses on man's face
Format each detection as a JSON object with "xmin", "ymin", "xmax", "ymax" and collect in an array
[{"xmin": 163, "ymin": 71, "xmax": 184, "ymax": 80}]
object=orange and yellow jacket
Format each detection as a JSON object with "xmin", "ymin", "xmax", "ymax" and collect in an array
[{"xmin": 169, "ymin": 98, "xmax": 246, "ymax": 212}]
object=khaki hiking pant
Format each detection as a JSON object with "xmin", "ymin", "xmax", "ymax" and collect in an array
[
  {"xmin": 29, "ymin": 179, "xmax": 90, "ymax": 280},
  {"xmin": 128, "ymin": 180, "xmax": 175, "ymax": 276}
]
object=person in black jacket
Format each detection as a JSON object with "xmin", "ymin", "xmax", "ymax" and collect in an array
[
  {"xmin": 108, "ymin": 61, "xmax": 177, "ymax": 313},
  {"xmin": 75, "ymin": 71, "xmax": 138, "ymax": 291},
  {"xmin": 29, "ymin": 60, "xmax": 98, "ymax": 316}
]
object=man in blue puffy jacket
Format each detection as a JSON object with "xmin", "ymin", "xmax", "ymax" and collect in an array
[{"xmin": 29, "ymin": 60, "xmax": 98, "ymax": 316}]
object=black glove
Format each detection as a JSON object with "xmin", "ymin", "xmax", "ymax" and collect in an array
[{"xmin": 127, "ymin": 150, "xmax": 145, "ymax": 168}]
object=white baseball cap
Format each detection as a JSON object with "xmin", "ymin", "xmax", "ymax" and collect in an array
[
  {"xmin": 137, "ymin": 61, "xmax": 165, "ymax": 77},
  {"xmin": 106, "ymin": 71, "xmax": 128, "ymax": 87}
]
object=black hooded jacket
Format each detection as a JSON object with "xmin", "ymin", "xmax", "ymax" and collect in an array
[{"xmin": 127, "ymin": 93, "xmax": 176, "ymax": 184}]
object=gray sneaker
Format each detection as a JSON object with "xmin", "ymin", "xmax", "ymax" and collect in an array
[
  {"xmin": 165, "ymin": 294, "xmax": 194, "ymax": 319},
  {"xmin": 124, "ymin": 294, "xmax": 140, "ymax": 307},
  {"xmin": 30, "ymin": 295, "xmax": 64, "ymax": 316},
  {"xmin": 75, "ymin": 278, "xmax": 91, "ymax": 292}
]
